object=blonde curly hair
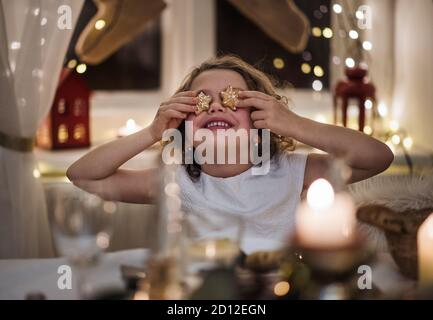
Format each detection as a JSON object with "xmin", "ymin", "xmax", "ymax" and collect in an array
[{"xmin": 174, "ymin": 54, "xmax": 296, "ymax": 179}]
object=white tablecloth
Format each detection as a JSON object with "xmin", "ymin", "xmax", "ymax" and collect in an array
[{"xmin": 0, "ymin": 249, "xmax": 149, "ymax": 300}]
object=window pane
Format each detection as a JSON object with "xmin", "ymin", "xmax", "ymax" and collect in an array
[{"xmin": 217, "ymin": 0, "xmax": 331, "ymax": 89}]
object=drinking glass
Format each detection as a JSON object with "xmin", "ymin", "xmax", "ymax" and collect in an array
[
  {"xmin": 184, "ymin": 210, "xmax": 245, "ymax": 271},
  {"xmin": 49, "ymin": 183, "xmax": 116, "ymax": 298}
]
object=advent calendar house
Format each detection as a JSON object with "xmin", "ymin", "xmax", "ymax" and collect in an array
[{"xmin": 37, "ymin": 71, "xmax": 91, "ymax": 149}]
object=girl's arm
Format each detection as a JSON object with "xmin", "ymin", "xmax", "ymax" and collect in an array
[
  {"xmin": 66, "ymin": 127, "xmax": 159, "ymax": 203},
  {"xmin": 66, "ymin": 91, "xmax": 197, "ymax": 203},
  {"xmin": 288, "ymin": 115, "xmax": 394, "ymax": 187},
  {"xmin": 237, "ymin": 91, "xmax": 394, "ymax": 188},
  {"xmin": 66, "ymin": 127, "xmax": 158, "ymax": 181}
]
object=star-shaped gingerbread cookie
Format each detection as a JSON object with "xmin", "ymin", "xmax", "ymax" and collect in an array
[
  {"xmin": 195, "ymin": 92, "xmax": 212, "ymax": 115},
  {"xmin": 220, "ymin": 85, "xmax": 239, "ymax": 111}
]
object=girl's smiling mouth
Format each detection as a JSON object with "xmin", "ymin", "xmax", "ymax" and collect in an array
[{"xmin": 200, "ymin": 117, "xmax": 236, "ymax": 130}]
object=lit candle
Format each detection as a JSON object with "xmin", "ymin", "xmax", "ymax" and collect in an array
[
  {"xmin": 418, "ymin": 213, "xmax": 433, "ymax": 285},
  {"xmin": 295, "ymin": 178, "xmax": 356, "ymax": 248},
  {"xmin": 117, "ymin": 118, "xmax": 142, "ymax": 137}
]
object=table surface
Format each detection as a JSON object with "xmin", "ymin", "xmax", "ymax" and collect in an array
[
  {"xmin": 0, "ymin": 249, "xmax": 415, "ymax": 300},
  {"xmin": 0, "ymin": 249, "xmax": 148, "ymax": 300}
]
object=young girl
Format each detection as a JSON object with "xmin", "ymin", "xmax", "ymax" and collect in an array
[{"xmin": 67, "ymin": 55, "xmax": 393, "ymax": 249}]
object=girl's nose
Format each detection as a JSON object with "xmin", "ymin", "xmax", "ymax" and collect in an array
[{"xmin": 208, "ymin": 101, "xmax": 226, "ymax": 114}]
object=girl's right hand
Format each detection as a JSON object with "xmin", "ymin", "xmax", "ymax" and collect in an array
[{"xmin": 149, "ymin": 91, "xmax": 198, "ymax": 141}]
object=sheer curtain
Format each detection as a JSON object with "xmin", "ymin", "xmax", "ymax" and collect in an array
[
  {"xmin": 0, "ymin": 0, "xmax": 83, "ymax": 258},
  {"xmin": 391, "ymin": 0, "xmax": 433, "ymax": 151}
]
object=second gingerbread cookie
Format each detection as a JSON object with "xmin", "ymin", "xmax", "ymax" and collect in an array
[{"xmin": 220, "ymin": 85, "xmax": 239, "ymax": 111}]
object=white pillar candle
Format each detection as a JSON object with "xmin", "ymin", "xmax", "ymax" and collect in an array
[
  {"xmin": 418, "ymin": 213, "xmax": 433, "ymax": 285},
  {"xmin": 295, "ymin": 178, "xmax": 356, "ymax": 248}
]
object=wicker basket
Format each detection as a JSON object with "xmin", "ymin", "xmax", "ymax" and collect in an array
[{"xmin": 357, "ymin": 205, "xmax": 433, "ymax": 279}]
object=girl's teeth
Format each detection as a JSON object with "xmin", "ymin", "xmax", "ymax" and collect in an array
[{"xmin": 207, "ymin": 121, "xmax": 229, "ymax": 128}]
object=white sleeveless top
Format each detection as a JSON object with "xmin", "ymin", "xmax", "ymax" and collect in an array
[{"xmin": 176, "ymin": 152, "xmax": 308, "ymax": 254}]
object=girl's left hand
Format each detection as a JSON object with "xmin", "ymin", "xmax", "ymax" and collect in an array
[{"xmin": 237, "ymin": 91, "xmax": 298, "ymax": 137}]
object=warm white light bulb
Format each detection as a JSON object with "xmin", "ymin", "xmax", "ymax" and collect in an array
[
  {"xmin": 312, "ymin": 80, "xmax": 323, "ymax": 92},
  {"xmin": 345, "ymin": 57, "xmax": 355, "ymax": 68},
  {"xmin": 364, "ymin": 99, "xmax": 373, "ymax": 109},
  {"xmin": 95, "ymin": 19, "xmax": 106, "ymax": 30},
  {"xmin": 76, "ymin": 63, "xmax": 87, "ymax": 74},
  {"xmin": 349, "ymin": 30, "xmax": 359, "ymax": 39},
  {"xmin": 67, "ymin": 59, "xmax": 77, "ymax": 69},
  {"xmin": 378, "ymin": 102, "xmax": 388, "ymax": 117},
  {"xmin": 403, "ymin": 136, "xmax": 413, "ymax": 149},
  {"xmin": 363, "ymin": 126, "xmax": 373, "ymax": 135},
  {"xmin": 301, "ymin": 63, "xmax": 311, "ymax": 74},
  {"xmin": 356, "ymin": 10, "xmax": 364, "ymax": 19},
  {"xmin": 362, "ymin": 41, "xmax": 372, "ymax": 51},
  {"xmin": 391, "ymin": 134, "xmax": 401, "ymax": 145},
  {"xmin": 313, "ymin": 66, "xmax": 324, "ymax": 77},
  {"xmin": 322, "ymin": 27, "xmax": 333, "ymax": 38},
  {"xmin": 333, "ymin": 4, "xmax": 343, "ymax": 14}
]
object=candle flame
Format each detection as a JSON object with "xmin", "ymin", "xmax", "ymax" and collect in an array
[{"xmin": 307, "ymin": 178, "xmax": 335, "ymax": 210}]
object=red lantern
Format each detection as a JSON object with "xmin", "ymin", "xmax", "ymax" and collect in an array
[
  {"xmin": 333, "ymin": 67, "xmax": 376, "ymax": 132},
  {"xmin": 37, "ymin": 71, "xmax": 91, "ymax": 149}
]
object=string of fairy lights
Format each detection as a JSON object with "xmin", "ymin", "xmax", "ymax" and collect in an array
[
  {"xmin": 291, "ymin": 3, "xmax": 375, "ymax": 93},
  {"xmin": 276, "ymin": 2, "xmax": 414, "ymax": 162},
  {"xmin": 304, "ymin": 4, "xmax": 331, "ymax": 93}
]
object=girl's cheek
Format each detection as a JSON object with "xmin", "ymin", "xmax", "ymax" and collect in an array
[{"xmin": 234, "ymin": 109, "xmax": 253, "ymax": 129}]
